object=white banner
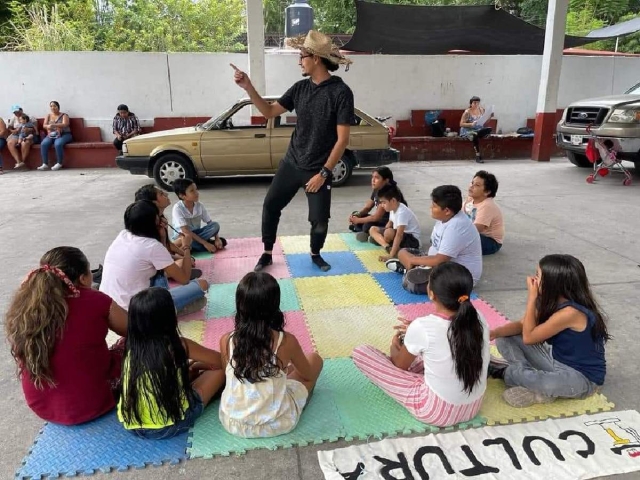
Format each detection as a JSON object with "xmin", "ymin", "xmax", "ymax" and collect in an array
[{"xmin": 318, "ymin": 411, "xmax": 640, "ymax": 479}]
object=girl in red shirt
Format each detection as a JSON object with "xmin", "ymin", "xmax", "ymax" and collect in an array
[{"xmin": 5, "ymin": 246, "xmax": 128, "ymax": 425}]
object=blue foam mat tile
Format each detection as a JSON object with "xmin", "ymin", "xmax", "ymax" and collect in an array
[
  {"xmin": 16, "ymin": 412, "xmax": 188, "ymax": 479},
  {"xmin": 286, "ymin": 252, "xmax": 367, "ymax": 278},
  {"xmin": 372, "ymin": 273, "xmax": 479, "ymax": 305}
]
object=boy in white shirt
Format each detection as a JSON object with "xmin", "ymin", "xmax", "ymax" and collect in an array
[
  {"xmin": 369, "ymin": 184, "xmax": 421, "ymax": 262},
  {"xmin": 171, "ymin": 179, "xmax": 226, "ymax": 253},
  {"xmin": 387, "ymin": 185, "xmax": 482, "ymax": 293}
]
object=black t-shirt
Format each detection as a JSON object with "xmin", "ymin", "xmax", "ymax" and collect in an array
[{"xmin": 278, "ymin": 76, "xmax": 354, "ymax": 171}]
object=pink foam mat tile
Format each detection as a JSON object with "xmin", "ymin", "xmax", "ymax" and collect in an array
[
  {"xmin": 472, "ymin": 298, "xmax": 511, "ymax": 330},
  {"xmin": 203, "ymin": 311, "xmax": 315, "ymax": 354},
  {"xmin": 396, "ymin": 303, "xmax": 437, "ymax": 322},
  {"xmin": 207, "ymin": 255, "xmax": 290, "ymax": 284},
  {"xmin": 211, "ymin": 237, "xmax": 283, "ymax": 259}
]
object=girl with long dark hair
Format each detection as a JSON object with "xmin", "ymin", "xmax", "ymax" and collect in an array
[
  {"xmin": 117, "ymin": 287, "xmax": 224, "ymax": 439},
  {"xmin": 99, "ymin": 200, "xmax": 208, "ymax": 316},
  {"xmin": 348, "ymin": 166, "xmax": 407, "ymax": 242},
  {"xmin": 219, "ymin": 272, "xmax": 323, "ymax": 438},
  {"xmin": 6, "ymin": 246, "xmax": 127, "ymax": 425},
  {"xmin": 490, "ymin": 254, "xmax": 610, "ymax": 408},
  {"xmin": 353, "ymin": 262, "xmax": 489, "ymax": 427}
]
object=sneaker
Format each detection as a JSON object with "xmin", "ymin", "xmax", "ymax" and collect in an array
[
  {"xmin": 37, "ymin": 164, "xmax": 50, "ymax": 171},
  {"xmin": 311, "ymin": 254, "xmax": 331, "ymax": 272},
  {"xmin": 209, "ymin": 237, "xmax": 227, "ymax": 248},
  {"xmin": 405, "ymin": 266, "xmax": 432, "ymax": 285},
  {"xmin": 254, "ymin": 253, "xmax": 273, "ymax": 272},
  {"xmin": 385, "ymin": 259, "xmax": 405, "ymax": 274},
  {"xmin": 348, "ymin": 224, "xmax": 357, "ymax": 232},
  {"xmin": 368, "ymin": 236, "xmax": 379, "ymax": 245},
  {"xmin": 177, "ymin": 297, "xmax": 207, "ymax": 317},
  {"xmin": 51, "ymin": 163, "xmax": 63, "ymax": 171},
  {"xmin": 502, "ymin": 386, "xmax": 555, "ymax": 408},
  {"xmin": 91, "ymin": 264, "xmax": 103, "ymax": 284},
  {"xmin": 355, "ymin": 231, "xmax": 369, "ymax": 242},
  {"xmin": 475, "ymin": 155, "xmax": 484, "ymax": 164},
  {"xmin": 190, "ymin": 268, "xmax": 203, "ymax": 280}
]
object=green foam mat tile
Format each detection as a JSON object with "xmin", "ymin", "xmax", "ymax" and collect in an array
[
  {"xmin": 326, "ymin": 358, "xmax": 485, "ymax": 440},
  {"xmin": 187, "ymin": 368, "xmax": 342, "ymax": 458},
  {"xmin": 339, "ymin": 233, "xmax": 386, "ymax": 252}
]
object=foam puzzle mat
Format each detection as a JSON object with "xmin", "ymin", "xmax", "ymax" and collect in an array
[{"xmin": 16, "ymin": 233, "xmax": 615, "ymax": 478}]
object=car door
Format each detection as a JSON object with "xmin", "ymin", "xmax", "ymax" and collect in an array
[
  {"xmin": 270, "ymin": 111, "xmax": 297, "ymax": 170},
  {"xmin": 200, "ymin": 103, "xmax": 272, "ymax": 174}
]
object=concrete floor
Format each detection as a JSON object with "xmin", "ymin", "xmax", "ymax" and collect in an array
[{"xmin": 1, "ymin": 158, "xmax": 639, "ymax": 479}]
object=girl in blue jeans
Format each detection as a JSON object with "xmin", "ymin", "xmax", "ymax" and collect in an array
[
  {"xmin": 489, "ymin": 254, "xmax": 610, "ymax": 408},
  {"xmin": 118, "ymin": 287, "xmax": 224, "ymax": 439},
  {"xmin": 38, "ymin": 101, "xmax": 73, "ymax": 171}
]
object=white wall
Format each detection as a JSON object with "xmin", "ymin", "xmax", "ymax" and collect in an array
[{"xmin": 1, "ymin": 51, "xmax": 638, "ymax": 140}]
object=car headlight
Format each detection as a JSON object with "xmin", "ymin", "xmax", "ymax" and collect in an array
[
  {"xmin": 122, "ymin": 142, "xmax": 128, "ymax": 154},
  {"xmin": 608, "ymin": 108, "xmax": 640, "ymax": 123}
]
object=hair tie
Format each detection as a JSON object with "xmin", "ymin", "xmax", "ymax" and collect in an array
[
  {"xmin": 22, "ymin": 264, "xmax": 80, "ymax": 298},
  {"xmin": 458, "ymin": 295, "xmax": 469, "ymax": 304}
]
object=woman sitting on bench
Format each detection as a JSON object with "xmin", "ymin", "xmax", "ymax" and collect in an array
[{"xmin": 459, "ymin": 96, "xmax": 492, "ymax": 164}]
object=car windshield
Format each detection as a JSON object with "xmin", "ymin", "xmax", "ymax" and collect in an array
[{"xmin": 624, "ymin": 82, "xmax": 640, "ymax": 95}]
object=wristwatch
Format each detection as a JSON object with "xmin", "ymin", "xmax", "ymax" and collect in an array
[{"xmin": 320, "ymin": 166, "xmax": 332, "ymax": 179}]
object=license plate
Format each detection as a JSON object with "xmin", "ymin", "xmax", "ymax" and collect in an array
[{"xmin": 570, "ymin": 135, "xmax": 583, "ymax": 145}]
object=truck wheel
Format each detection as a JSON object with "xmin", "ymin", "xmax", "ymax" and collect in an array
[
  {"xmin": 566, "ymin": 151, "xmax": 591, "ymax": 168},
  {"xmin": 332, "ymin": 157, "xmax": 353, "ymax": 187},
  {"xmin": 153, "ymin": 153, "xmax": 196, "ymax": 191}
]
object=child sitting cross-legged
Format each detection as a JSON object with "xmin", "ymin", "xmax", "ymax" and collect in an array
[
  {"xmin": 489, "ymin": 254, "xmax": 609, "ymax": 408},
  {"xmin": 219, "ymin": 272, "xmax": 323, "ymax": 438},
  {"xmin": 353, "ymin": 262, "xmax": 489, "ymax": 427},
  {"xmin": 5, "ymin": 246, "xmax": 128, "ymax": 425},
  {"xmin": 369, "ymin": 184, "xmax": 421, "ymax": 260},
  {"xmin": 171, "ymin": 178, "xmax": 227, "ymax": 254},
  {"xmin": 117, "ymin": 287, "xmax": 225, "ymax": 439},
  {"xmin": 348, "ymin": 167, "xmax": 406, "ymax": 243}
]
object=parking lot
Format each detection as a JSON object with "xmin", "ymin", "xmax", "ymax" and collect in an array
[{"xmin": 1, "ymin": 158, "xmax": 639, "ymax": 479}]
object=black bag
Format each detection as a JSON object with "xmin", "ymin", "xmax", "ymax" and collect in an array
[{"xmin": 430, "ymin": 119, "xmax": 446, "ymax": 137}]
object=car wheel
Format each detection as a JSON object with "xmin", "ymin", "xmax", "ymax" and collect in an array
[
  {"xmin": 153, "ymin": 153, "xmax": 196, "ymax": 191},
  {"xmin": 332, "ymin": 157, "xmax": 353, "ymax": 187},
  {"xmin": 634, "ymin": 161, "xmax": 640, "ymax": 172},
  {"xmin": 566, "ymin": 151, "xmax": 591, "ymax": 168}
]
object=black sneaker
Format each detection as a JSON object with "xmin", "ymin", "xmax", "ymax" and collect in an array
[
  {"xmin": 405, "ymin": 266, "xmax": 432, "ymax": 285},
  {"xmin": 209, "ymin": 237, "xmax": 228, "ymax": 248},
  {"xmin": 475, "ymin": 155, "xmax": 484, "ymax": 164},
  {"xmin": 385, "ymin": 259, "xmax": 405, "ymax": 274},
  {"xmin": 488, "ymin": 362, "xmax": 507, "ymax": 380},
  {"xmin": 254, "ymin": 253, "xmax": 273, "ymax": 272},
  {"xmin": 190, "ymin": 268, "xmax": 203, "ymax": 280},
  {"xmin": 311, "ymin": 254, "xmax": 331, "ymax": 272},
  {"xmin": 91, "ymin": 264, "xmax": 103, "ymax": 284}
]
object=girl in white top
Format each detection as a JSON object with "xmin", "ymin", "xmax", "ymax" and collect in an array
[
  {"xmin": 353, "ymin": 262, "xmax": 489, "ymax": 427},
  {"xmin": 219, "ymin": 272, "xmax": 323, "ymax": 438}
]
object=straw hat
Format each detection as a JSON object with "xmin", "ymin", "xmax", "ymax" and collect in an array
[{"xmin": 287, "ymin": 30, "xmax": 353, "ymax": 69}]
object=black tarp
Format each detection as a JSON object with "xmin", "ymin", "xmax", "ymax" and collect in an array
[{"xmin": 343, "ymin": 1, "xmax": 609, "ymax": 55}]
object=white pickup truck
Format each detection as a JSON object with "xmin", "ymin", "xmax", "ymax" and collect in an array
[{"xmin": 556, "ymin": 82, "xmax": 640, "ymax": 170}]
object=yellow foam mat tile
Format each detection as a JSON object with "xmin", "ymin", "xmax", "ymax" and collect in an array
[
  {"xmin": 481, "ymin": 378, "xmax": 615, "ymax": 426},
  {"xmin": 294, "ymin": 274, "xmax": 392, "ymax": 312},
  {"xmin": 355, "ymin": 250, "xmax": 390, "ymax": 273},
  {"xmin": 305, "ymin": 305, "xmax": 399, "ymax": 358},
  {"xmin": 178, "ymin": 320, "xmax": 205, "ymax": 343},
  {"xmin": 279, "ymin": 234, "xmax": 349, "ymax": 254}
]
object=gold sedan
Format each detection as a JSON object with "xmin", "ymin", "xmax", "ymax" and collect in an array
[{"xmin": 116, "ymin": 97, "xmax": 399, "ymax": 190}]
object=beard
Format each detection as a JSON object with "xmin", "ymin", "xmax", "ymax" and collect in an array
[{"xmin": 301, "ymin": 71, "xmax": 310, "ymax": 77}]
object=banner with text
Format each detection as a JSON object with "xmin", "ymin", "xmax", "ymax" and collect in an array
[{"xmin": 318, "ymin": 410, "xmax": 640, "ymax": 479}]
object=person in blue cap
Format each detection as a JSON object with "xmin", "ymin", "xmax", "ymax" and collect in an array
[{"xmin": 6, "ymin": 104, "xmax": 39, "ymax": 169}]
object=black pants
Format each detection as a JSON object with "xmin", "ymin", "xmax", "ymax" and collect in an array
[
  {"xmin": 113, "ymin": 138, "xmax": 124, "ymax": 152},
  {"xmin": 468, "ymin": 127, "xmax": 492, "ymax": 155},
  {"xmin": 262, "ymin": 160, "xmax": 331, "ymax": 254}
]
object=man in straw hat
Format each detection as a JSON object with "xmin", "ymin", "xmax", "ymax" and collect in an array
[{"xmin": 231, "ymin": 30, "xmax": 354, "ymax": 272}]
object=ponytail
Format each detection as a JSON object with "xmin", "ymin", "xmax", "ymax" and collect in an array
[
  {"xmin": 447, "ymin": 297, "xmax": 484, "ymax": 393},
  {"xmin": 428, "ymin": 263, "xmax": 484, "ymax": 394},
  {"xmin": 5, "ymin": 247, "xmax": 89, "ymax": 389}
]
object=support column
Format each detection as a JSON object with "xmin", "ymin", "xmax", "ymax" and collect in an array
[
  {"xmin": 246, "ymin": 0, "xmax": 266, "ymax": 122},
  {"xmin": 532, "ymin": 0, "xmax": 569, "ymax": 161}
]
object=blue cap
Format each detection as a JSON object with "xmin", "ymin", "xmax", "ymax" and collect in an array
[{"xmin": 10, "ymin": 104, "xmax": 21, "ymax": 113}]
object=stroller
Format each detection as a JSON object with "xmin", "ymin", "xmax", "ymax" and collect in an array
[{"xmin": 585, "ymin": 125, "xmax": 632, "ymax": 186}]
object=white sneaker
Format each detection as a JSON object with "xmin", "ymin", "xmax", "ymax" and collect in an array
[
  {"xmin": 37, "ymin": 164, "xmax": 50, "ymax": 171},
  {"xmin": 51, "ymin": 163, "xmax": 63, "ymax": 171}
]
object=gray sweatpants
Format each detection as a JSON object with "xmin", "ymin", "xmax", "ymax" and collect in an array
[{"xmin": 496, "ymin": 334, "xmax": 598, "ymax": 399}]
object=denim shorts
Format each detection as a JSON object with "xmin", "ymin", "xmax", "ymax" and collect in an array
[
  {"xmin": 130, "ymin": 391, "xmax": 204, "ymax": 440},
  {"xmin": 150, "ymin": 273, "xmax": 205, "ymax": 311}
]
